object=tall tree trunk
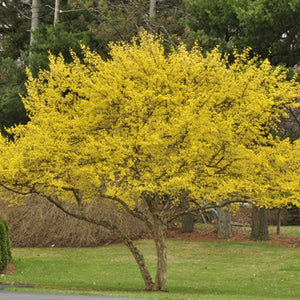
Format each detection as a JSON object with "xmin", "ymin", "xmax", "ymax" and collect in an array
[
  {"xmin": 149, "ymin": 0, "xmax": 156, "ymax": 17},
  {"xmin": 251, "ymin": 205, "xmax": 270, "ymax": 241},
  {"xmin": 217, "ymin": 204, "xmax": 232, "ymax": 239},
  {"xmin": 54, "ymin": 0, "xmax": 60, "ymax": 24},
  {"xmin": 30, "ymin": 0, "xmax": 41, "ymax": 46},
  {"xmin": 153, "ymin": 221, "xmax": 167, "ymax": 291},
  {"xmin": 276, "ymin": 209, "xmax": 281, "ymax": 235}
]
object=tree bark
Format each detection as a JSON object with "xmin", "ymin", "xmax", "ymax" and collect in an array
[
  {"xmin": 251, "ymin": 205, "xmax": 270, "ymax": 241},
  {"xmin": 153, "ymin": 221, "xmax": 167, "ymax": 291},
  {"xmin": 181, "ymin": 213, "xmax": 194, "ymax": 233},
  {"xmin": 180, "ymin": 199, "xmax": 194, "ymax": 233},
  {"xmin": 117, "ymin": 231, "xmax": 154, "ymax": 291},
  {"xmin": 149, "ymin": 0, "xmax": 156, "ymax": 17},
  {"xmin": 217, "ymin": 204, "xmax": 232, "ymax": 239},
  {"xmin": 30, "ymin": 0, "xmax": 41, "ymax": 46},
  {"xmin": 54, "ymin": 0, "xmax": 60, "ymax": 24},
  {"xmin": 276, "ymin": 209, "xmax": 281, "ymax": 235}
]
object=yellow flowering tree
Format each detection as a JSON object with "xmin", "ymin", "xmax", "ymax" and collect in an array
[{"xmin": 0, "ymin": 32, "xmax": 300, "ymax": 291}]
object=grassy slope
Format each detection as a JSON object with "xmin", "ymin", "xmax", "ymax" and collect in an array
[{"xmin": 1, "ymin": 229, "xmax": 300, "ymax": 299}]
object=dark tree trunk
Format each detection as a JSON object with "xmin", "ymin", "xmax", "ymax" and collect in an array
[
  {"xmin": 276, "ymin": 209, "xmax": 281, "ymax": 235},
  {"xmin": 180, "ymin": 197, "xmax": 194, "ymax": 233},
  {"xmin": 181, "ymin": 213, "xmax": 194, "ymax": 233},
  {"xmin": 217, "ymin": 205, "xmax": 232, "ymax": 239},
  {"xmin": 251, "ymin": 205, "xmax": 270, "ymax": 241}
]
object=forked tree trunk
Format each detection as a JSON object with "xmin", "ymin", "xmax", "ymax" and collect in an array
[
  {"xmin": 153, "ymin": 222, "xmax": 167, "ymax": 291},
  {"xmin": 251, "ymin": 205, "xmax": 270, "ymax": 241}
]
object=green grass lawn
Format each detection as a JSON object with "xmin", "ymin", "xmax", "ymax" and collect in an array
[
  {"xmin": 1, "ymin": 228, "xmax": 299, "ymax": 299},
  {"xmin": 269, "ymin": 225, "xmax": 300, "ymax": 236}
]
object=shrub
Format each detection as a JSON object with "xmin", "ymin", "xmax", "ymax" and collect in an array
[{"xmin": 0, "ymin": 216, "xmax": 12, "ymax": 272}]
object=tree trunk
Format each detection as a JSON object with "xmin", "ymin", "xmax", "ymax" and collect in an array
[
  {"xmin": 181, "ymin": 213, "xmax": 194, "ymax": 233},
  {"xmin": 180, "ymin": 199, "xmax": 194, "ymax": 233},
  {"xmin": 120, "ymin": 234, "xmax": 154, "ymax": 291},
  {"xmin": 217, "ymin": 204, "xmax": 232, "ymax": 239},
  {"xmin": 149, "ymin": 0, "xmax": 156, "ymax": 17},
  {"xmin": 251, "ymin": 205, "xmax": 270, "ymax": 241},
  {"xmin": 276, "ymin": 209, "xmax": 281, "ymax": 235},
  {"xmin": 30, "ymin": 0, "xmax": 41, "ymax": 46},
  {"xmin": 153, "ymin": 222, "xmax": 167, "ymax": 291},
  {"xmin": 54, "ymin": 0, "xmax": 60, "ymax": 24}
]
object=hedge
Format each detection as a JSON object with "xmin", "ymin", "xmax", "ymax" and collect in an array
[{"xmin": 0, "ymin": 216, "xmax": 12, "ymax": 272}]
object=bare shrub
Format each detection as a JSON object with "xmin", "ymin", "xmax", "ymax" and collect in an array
[{"xmin": 0, "ymin": 195, "xmax": 149, "ymax": 247}]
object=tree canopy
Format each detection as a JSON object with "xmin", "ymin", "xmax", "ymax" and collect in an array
[
  {"xmin": 0, "ymin": 32, "xmax": 299, "ymax": 290},
  {"xmin": 2, "ymin": 0, "xmax": 300, "ymax": 135}
]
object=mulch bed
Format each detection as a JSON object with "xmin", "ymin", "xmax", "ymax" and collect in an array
[
  {"xmin": 167, "ymin": 225, "xmax": 300, "ymax": 249},
  {"xmin": 1, "ymin": 263, "xmax": 17, "ymax": 275}
]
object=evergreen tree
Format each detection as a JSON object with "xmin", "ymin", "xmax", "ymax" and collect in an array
[{"xmin": 187, "ymin": 0, "xmax": 300, "ymax": 67}]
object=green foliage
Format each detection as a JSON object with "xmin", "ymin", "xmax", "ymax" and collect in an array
[
  {"xmin": 0, "ymin": 57, "xmax": 28, "ymax": 136},
  {"xmin": 0, "ymin": 216, "xmax": 11, "ymax": 272},
  {"xmin": 187, "ymin": 0, "xmax": 300, "ymax": 66},
  {"xmin": 0, "ymin": 0, "xmax": 31, "ymax": 59},
  {"xmin": 69, "ymin": 0, "xmax": 187, "ymax": 56},
  {"xmin": 187, "ymin": 0, "xmax": 241, "ymax": 50},
  {"xmin": 24, "ymin": 23, "xmax": 98, "ymax": 76}
]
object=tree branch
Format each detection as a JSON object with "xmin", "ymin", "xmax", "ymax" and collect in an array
[
  {"xmin": 100, "ymin": 193, "xmax": 154, "ymax": 230},
  {"xmin": 0, "ymin": 182, "xmax": 35, "ymax": 195}
]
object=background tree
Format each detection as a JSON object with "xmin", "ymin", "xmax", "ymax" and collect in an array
[
  {"xmin": 251, "ymin": 205, "xmax": 269, "ymax": 240},
  {"xmin": 187, "ymin": 0, "xmax": 300, "ymax": 67},
  {"xmin": 149, "ymin": 0, "xmax": 156, "ymax": 17},
  {"xmin": 1, "ymin": 33, "xmax": 299, "ymax": 291},
  {"xmin": 217, "ymin": 202, "xmax": 232, "ymax": 239},
  {"xmin": 67, "ymin": 0, "xmax": 187, "ymax": 56},
  {"xmin": 0, "ymin": 0, "xmax": 98, "ymax": 133},
  {"xmin": 0, "ymin": 57, "xmax": 28, "ymax": 137},
  {"xmin": 0, "ymin": 0, "xmax": 31, "ymax": 59},
  {"xmin": 30, "ymin": 0, "xmax": 41, "ymax": 46}
]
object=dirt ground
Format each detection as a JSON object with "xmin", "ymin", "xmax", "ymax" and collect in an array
[
  {"xmin": 1, "ymin": 263, "xmax": 16, "ymax": 275},
  {"xmin": 167, "ymin": 225, "xmax": 300, "ymax": 249}
]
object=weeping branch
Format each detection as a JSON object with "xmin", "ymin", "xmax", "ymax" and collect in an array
[{"xmin": 45, "ymin": 194, "xmax": 154, "ymax": 290}]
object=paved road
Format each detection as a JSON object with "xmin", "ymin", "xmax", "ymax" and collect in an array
[
  {"xmin": 0, "ymin": 287, "xmax": 151, "ymax": 300},
  {"xmin": 0, "ymin": 291, "xmax": 137, "ymax": 299}
]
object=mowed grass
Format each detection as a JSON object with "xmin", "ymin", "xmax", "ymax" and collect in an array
[
  {"xmin": 1, "ymin": 229, "xmax": 300, "ymax": 299},
  {"xmin": 269, "ymin": 225, "xmax": 300, "ymax": 236}
]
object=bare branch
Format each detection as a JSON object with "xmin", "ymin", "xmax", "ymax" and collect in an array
[
  {"xmin": 100, "ymin": 193, "xmax": 154, "ymax": 230},
  {"xmin": 0, "ymin": 182, "xmax": 35, "ymax": 195}
]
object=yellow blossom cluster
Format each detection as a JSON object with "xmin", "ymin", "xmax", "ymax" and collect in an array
[{"xmin": 0, "ymin": 32, "xmax": 299, "ymax": 210}]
